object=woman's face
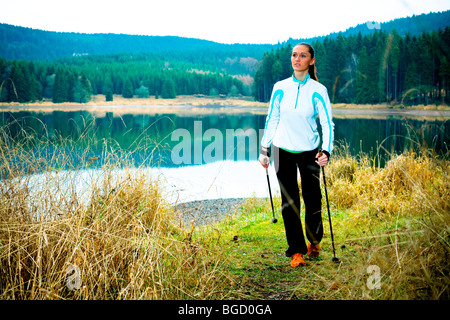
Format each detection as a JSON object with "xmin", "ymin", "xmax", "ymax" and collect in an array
[{"xmin": 291, "ymin": 45, "xmax": 315, "ymax": 73}]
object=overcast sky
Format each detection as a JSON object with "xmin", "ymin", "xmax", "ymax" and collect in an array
[{"xmin": 1, "ymin": 0, "xmax": 449, "ymax": 44}]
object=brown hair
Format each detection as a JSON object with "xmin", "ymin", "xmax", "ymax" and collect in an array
[{"xmin": 294, "ymin": 42, "xmax": 318, "ymax": 82}]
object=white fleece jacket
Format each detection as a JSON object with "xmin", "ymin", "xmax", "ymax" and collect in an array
[{"xmin": 261, "ymin": 73, "xmax": 334, "ymax": 155}]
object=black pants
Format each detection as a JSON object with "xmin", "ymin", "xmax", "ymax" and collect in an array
[{"xmin": 274, "ymin": 146, "xmax": 323, "ymax": 257}]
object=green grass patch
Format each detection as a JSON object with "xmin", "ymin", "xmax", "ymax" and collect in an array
[{"xmin": 200, "ymin": 195, "xmax": 449, "ymax": 300}]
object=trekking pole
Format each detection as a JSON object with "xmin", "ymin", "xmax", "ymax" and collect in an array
[
  {"xmin": 265, "ymin": 167, "xmax": 277, "ymax": 223},
  {"xmin": 318, "ymin": 150, "xmax": 340, "ymax": 263}
]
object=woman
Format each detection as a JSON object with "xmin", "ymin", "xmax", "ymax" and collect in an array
[{"xmin": 259, "ymin": 43, "xmax": 334, "ymax": 267}]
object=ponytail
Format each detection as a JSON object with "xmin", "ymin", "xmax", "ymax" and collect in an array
[
  {"xmin": 309, "ymin": 64, "xmax": 318, "ymax": 82},
  {"xmin": 296, "ymin": 42, "xmax": 319, "ymax": 82}
]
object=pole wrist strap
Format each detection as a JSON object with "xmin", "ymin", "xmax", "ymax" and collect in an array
[{"xmin": 260, "ymin": 149, "xmax": 270, "ymax": 157}]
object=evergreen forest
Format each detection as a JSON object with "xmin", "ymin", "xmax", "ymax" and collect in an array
[
  {"xmin": 0, "ymin": 53, "xmax": 247, "ymax": 103},
  {"xmin": 253, "ymin": 28, "xmax": 450, "ymax": 105},
  {"xmin": 0, "ymin": 10, "xmax": 449, "ymax": 105}
]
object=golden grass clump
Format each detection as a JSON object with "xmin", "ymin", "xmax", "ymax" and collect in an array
[
  {"xmin": 327, "ymin": 147, "xmax": 449, "ymax": 219},
  {"xmin": 324, "ymin": 144, "xmax": 449, "ymax": 299},
  {"xmin": 328, "ymin": 205, "xmax": 450, "ymax": 300},
  {"xmin": 0, "ymin": 122, "xmax": 231, "ymax": 300}
]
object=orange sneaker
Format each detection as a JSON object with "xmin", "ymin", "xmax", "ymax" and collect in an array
[
  {"xmin": 307, "ymin": 243, "xmax": 320, "ymax": 258},
  {"xmin": 290, "ymin": 253, "xmax": 306, "ymax": 267}
]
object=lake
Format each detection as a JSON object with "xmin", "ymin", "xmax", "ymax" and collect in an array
[{"xmin": 1, "ymin": 105, "xmax": 449, "ymax": 203}]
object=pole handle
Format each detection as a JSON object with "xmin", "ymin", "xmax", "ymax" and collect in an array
[{"xmin": 318, "ymin": 149, "xmax": 323, "ymax": 157}]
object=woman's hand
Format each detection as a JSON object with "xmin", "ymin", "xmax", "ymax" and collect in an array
[
  {"xmin": 259, "ymin": 148, "xmax": 270, "ymax": 168},
  {"xmin": 259, "ymin": 153, "xmax": 270, "ymax": 168},
  {"xmin": 315, "ymin": 151, "xmax": 329, "ymax": 167}
]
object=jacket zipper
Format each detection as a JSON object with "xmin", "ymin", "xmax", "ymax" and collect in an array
[{"xmin": 294, "ymin": 84, "xmax": 300, "ymax": 109}]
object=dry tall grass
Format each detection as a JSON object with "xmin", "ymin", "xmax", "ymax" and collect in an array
[
  {"xmin": 327, "ymin": 141, "xmax": 449, "ymax": 218},
  {"xmin": 324, "ymin": 142, "xmax": 450, "ymax": 299},
  {"xmin": 0, "ymin": 120, "xmax": 232, "ymax": 300}
]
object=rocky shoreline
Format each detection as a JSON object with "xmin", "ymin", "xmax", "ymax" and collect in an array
[{"xmin": 173, "ymin": 197, "xmax": 247, "ymax": 228}]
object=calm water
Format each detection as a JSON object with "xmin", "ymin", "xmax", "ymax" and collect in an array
[
  {"xmin": 1, "ymin": 107, "xmax": 448, "ymax": 203},
  {"xmin": 1, "ymin": 108, "xmax": 448, "ymax": 166}
]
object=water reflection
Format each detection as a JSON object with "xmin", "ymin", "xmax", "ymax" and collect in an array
[
  {"xmin": 1, "ymin": 109, "xmax": 448, "ymax": 169},
  {"xmin": 2, "ymin": 108, "xmax": 448, "ymax": 203}
]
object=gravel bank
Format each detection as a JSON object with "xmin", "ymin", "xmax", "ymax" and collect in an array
[{"xmin": 173, "ymin": 198, "xmax": 247, "ymax": 227}]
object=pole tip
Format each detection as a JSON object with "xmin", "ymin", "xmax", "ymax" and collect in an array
[{"xmin": 272, "ymin": 218, "xmax": 278, "ymax": 223}]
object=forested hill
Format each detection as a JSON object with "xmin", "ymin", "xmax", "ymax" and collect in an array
[
  {"xmin": 1, "ymin": 10, "xmax": 449, "ymax": 63},
  {"xmin": 0, "ymin": 24, "xmax": 273, "ymax": 63},
  {"xmin": 1, "ymin": 10, "xmax": 449, "ymax": 105},
  {"xmin": 315, "ymin": 10, "xmax": 450, "ymax": 41}
]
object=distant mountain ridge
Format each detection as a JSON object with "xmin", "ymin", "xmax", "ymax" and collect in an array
[
  {"xmin": 310, "ymin": 10, "xmax": 450, "ymax": 41},
  {"xmin": 0, "ymin": 9, "xmax": 449, "ymax": 62}
]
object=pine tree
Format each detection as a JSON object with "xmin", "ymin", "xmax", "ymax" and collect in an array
[
  {"xmin": 53, "ymin": 68, "xmax": 68, "ymax": 103},
  {"xmin": 122, "ymin": 79, "xmax": 134, "ymax": 98},
  {"xmin": 404, "ymin": 61, "xmax": 419, "ymax": 105},
  {"xmin": 67, "ymin": 72, "xmax": 77, "ymax": 102},
  {"xmin": 355, "ymin": 46, "xmax": 373, "ymax": 103},
  {"xmin": 29, "ymin": 73, "xmax": 42, "ymax": 101},
  {"xmin": 440, "ymin": 57, "xmax": 450, "ymax": 103},
  {"xmin": 27, "ymin": 61, "xmax": 42, "ymax": 101},
  {"xmin": 74, "ymin": 74, "xmax": 92, "ymax": 103},
  {"xmin": 105, "ymin": 88, "xmax": 113, "ymax": 101},
  {"xmin": 161, "ymin": 78, "xmax": 176, "ymax": 99},
  {"xmin": 271, "ymin": 60, "xmax": 283, "ymax": 82},
  {"xmin": 389, "ymin": 34, "xmax": 401, "ymax": 103},
  {"xmin": 9, "ymin": 61, "xmax": 32, "ymax": 102}
]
